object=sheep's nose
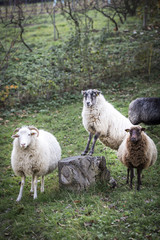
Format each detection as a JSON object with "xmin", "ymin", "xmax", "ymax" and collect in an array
[
  {"xmin": 21, "ymin": 143, "xmax": 26, "ymax": 148},
  {"xmin": 87, "ymin": 102, "xmax": 91, "ymax": 107},
  {"xmin": 131, "ymin": 137, "xmax": 137, "ymax": 143}
]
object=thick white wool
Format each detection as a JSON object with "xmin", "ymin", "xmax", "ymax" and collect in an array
[
  {"xmin": 11, "ymin": 129, "xmax": 61, "ymax": 177},
  {"xmin": 82, "ymin": 94, "xmax": 133, "ymax": 150}
]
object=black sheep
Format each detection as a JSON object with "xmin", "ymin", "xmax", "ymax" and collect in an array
[{"xmin": 129, "ymin": 97, "xmax": 160, "ymax": 125}]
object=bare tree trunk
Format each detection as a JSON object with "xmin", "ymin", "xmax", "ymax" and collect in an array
[
  {"xmin": 58, "ymin": 155, "xmax": 116, "ymax": 191},
  {"xmin": 143, "ymin": 0, "xmax": 148, "ymax": 29},
  {"xmin": 45, "ymin": 1, "xmax": 59, "ymax": 41},
  {"xmin": 53, "ymin": 6, "xmax": 57, "ymax": 40},
  {"xmin": 0, "ymin": 39, "xmax": 16, "ymax": 71}
]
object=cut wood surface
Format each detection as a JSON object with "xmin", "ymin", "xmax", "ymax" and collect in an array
[{"xmin": 58, "ymin": 155, "xmax": 116, "ymax": 191}]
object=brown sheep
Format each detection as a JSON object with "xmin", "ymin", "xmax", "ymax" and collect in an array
[{"xmin": 117, "ymin": 126, "xmax": 157, "ymax": 190}]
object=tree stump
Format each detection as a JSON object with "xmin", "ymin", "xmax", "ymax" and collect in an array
[{"xmin": 58, "ymin": 155, "xmax": 116, "ymax": 191}]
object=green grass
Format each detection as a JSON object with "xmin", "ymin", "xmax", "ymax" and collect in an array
[
  {"xmin": 0, "ymin": 4, "xmax": 160, "ymax": 239},
  {"xmin": 0, "ymin": 82, "xmax": 160, "ymax": 240}
]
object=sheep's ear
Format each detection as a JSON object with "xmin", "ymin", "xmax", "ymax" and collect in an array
[
  {"xmin": 96, "ymin": 90, "xmax": 102, "ymax": 96},
  {"xmin": 12, "ymin": 134, "xmax": 19, "ymax": 138},
  {"xmin": 81, "ymin": 90, "xmax": 85, "ymax": 95},
  {"xmin": 125, "ymin": 129, "xmax": 130, "ymax": 132},
  {"xmin": 141, "ymin": 128, "xmax": 145, "ymax": 132}
]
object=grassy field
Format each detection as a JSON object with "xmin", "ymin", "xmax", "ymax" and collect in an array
[
  {"xmin": 0, "ymin": 79, "xmax": 160, "ymax": 240},
  {"xmin": 0, "ymin": 3, "xmax": 160, "ymax": 240}
]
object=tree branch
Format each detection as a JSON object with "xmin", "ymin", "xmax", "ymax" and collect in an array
[
  {"xmin": 16, "ymin": 4, "xmax": 32, "ymax": 52},
  {"xmin": 94, "ymin": 5, "xmax": 119, "ymax": 31}
]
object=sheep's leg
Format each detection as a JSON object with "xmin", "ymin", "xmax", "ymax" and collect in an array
[
  {"xmin": 81, "ymin": 133, "xmax": 93, "ymax": 155},
  {"xmin": 127, "ymin": 168, "xmax": 134, "ymax": 184},
  {"xmin": 137, "ymin": 167, "xmax": 142, "ymax": 191},
  {"xmin": 130, "ymin": 167, "xmax": 134, "ymax": 189},
  {"xmin": 33, "ymin": 175, "xmax": 38, "ymax": 199},
  {"xmin": 30, "ymin": 175, "xmax": 34, "ymax": 192},
  {"xmin": 16, "ymin": 175, "xmax": 25, "ymax": 202},
  {"xmin": 89, "ymin": 132, "xmax": 100, "ymax": 156},
  {"xmin": 41, "ymin": 176, "xmax": 45, "ymax": 192},
  {"xmin": 126, "ymin": 168, "xmax": 130, "ymax": 184}
]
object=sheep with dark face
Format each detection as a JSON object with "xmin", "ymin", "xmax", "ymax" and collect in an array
[
  {"xmin": 117, "ymin": 126, "xmax": 157, "ymax": 190},
  {"xmin": 81, "ymin": 89, "xmax": 133, "ymax": 155},
  {"xmin": 11, "ymin": 126, "xmax": 61, "ymax": 201},
  {"xmin": 129, "ymin": 97, "xmax": 160, "ymax": 125}
]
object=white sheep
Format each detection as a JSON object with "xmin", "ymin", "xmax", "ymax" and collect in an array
[
  {"xmin": 117, "ymin": 126, "xmax": 157, "ymax": 190},
  {"xmin": 11, "ymin": 126, "xmax": 61, "ymax": 201},
  {"xmin": 81, "ymin": 89, "xmax": 133, "ymax": 155}
]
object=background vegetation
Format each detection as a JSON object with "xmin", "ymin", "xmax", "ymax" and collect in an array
[
  {"xmin": 0, "ymin": 0, "xmax": 160, "ymax": 108},
  {"xmin": 0, "ymin": 1, "xmax": 160, "ymax": 240}
]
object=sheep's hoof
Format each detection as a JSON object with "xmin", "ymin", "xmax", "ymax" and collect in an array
[
  {"xmin": 16, "ymin": 197, "xmax": 21, "ymax": 202},
  {"xmin": 88, "ymin": 152, "xmax": 93, "ymax": 156},
  {"xmin": 81, "ymin": 151, "xmax": 87, "ymax": 156}
]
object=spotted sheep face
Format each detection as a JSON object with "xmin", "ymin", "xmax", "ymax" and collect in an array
[
  {"xmin": 12, "ymin": 127, "xmax": 38, "ymax": 149},
  {"xmin": 125, "ymin": 126, "xmax": 145, "ymax": 143},
  {"xmin": 82, "ymin": 89, "xmax": 102, "ymax": 108}
]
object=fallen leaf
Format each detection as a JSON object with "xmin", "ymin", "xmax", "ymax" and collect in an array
[
  {"xmin": 57, "ymin": 222, "xmax": 65, "ymax": 227},
  {"xmin": 74, "ymin": 200, "xmax": 81, "ymax": 204},
  {"xmin": 4, "ymin": 233, "xmax": 10, "ymax": 236},
  {"xmin": 120, "ymin": 216, "xmax": 128, "ymax": 221},
  {"xmin": 84, "ymin": 220, "xmax": 95, "ymax": 227}
]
